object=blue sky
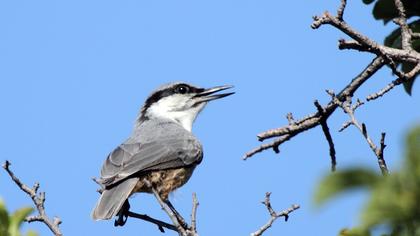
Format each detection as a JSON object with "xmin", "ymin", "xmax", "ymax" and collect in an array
[{"xmin": 0, "ymin": 1, "xmax": 419, "ymax": 235}]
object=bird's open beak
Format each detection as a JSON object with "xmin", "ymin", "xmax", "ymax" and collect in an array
[{"xmin": 193, "ymin": 85, "xmax": 234, "ymax": 103}]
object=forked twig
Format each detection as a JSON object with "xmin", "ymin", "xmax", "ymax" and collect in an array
[
  {"xmin": 251, "ymin": 192, "xmax": 300, "ymax": 236},
  {"xmin": 3, "ymin": 160, "xmax": 63, "ymax": 236}
]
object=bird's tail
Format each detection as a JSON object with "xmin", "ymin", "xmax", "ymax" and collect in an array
[{"xmin": 91, "ymin": 177, "xmax": 139, "ymax": 220}]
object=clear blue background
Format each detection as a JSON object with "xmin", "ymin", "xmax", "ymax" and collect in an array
[{"xmin": 0, "ymin": 1, "xmax": 419, "ymax": 235}]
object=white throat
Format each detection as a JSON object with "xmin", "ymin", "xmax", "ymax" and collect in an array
[{"xmin": 145, "ymin": 96, "xmax": 206, "ymax": 132}]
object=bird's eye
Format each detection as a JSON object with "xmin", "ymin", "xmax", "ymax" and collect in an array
[{"xmin": 175, "ymin": 85, "xmax": 189, "ymax": 94}]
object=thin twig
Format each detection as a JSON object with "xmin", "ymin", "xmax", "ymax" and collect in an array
[
  {"xmin": 337, "ymin": 0, "xmax": 347, "ymax": 21},
  {"xmin": 190, "ymin": 193, "xmax": 199, "ymax": 232},
  {"xmin": 393, "ymin": 0, "xmax": 412, "ymax": 50},
  {"xmin": 332, "ymin": 95, "xmax": 389, "ymax": 175},
  {"xmin": 250, "ymin": 192, "xmax": 300, "ymax": 236},
  {"xmin": 367, "ymin": 63, "xmax": 420, "ymax": 101},
  {"xmin": 314, "ymin": 100, "xmax": 337, "ymax": 171},
  {"xmin": 339, "ymin": 121, "xmax": 352, "ymax": 132},
  {"xmin": 142, "ymin": 179, "xmax": 187, "ymax": 235},
  {"xmin": 377, "ymin": 133, "xmax": 388, "ymax": 176},
  {"xmin": 412, "ymin": 32, "xmax": 420, "ymax": 39},
  {"xmin": 127, "ymin": 211, "xmax": 178, "ymax": 232},
  {"xmin": 352, "ymin": 98, "xmax": 365, "ymax": 111},
  {"xmin": 338, "ymin": 39, "xmax": 372, "ymax": 52},
  {"xmin": 142, "ymin": 179, "xmax": 198, "ymax": 236},
  {"xmin": 286, "ymin": 113, "xmax": 295, "ymax": 125},
  {"xmin": 2, "ymin": 160, "xmax": 63, "ymax": 236}
]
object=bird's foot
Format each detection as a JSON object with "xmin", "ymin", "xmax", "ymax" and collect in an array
[{"xmin": 114, "ymin": 200, "xmax": 130, "ymax": 227}]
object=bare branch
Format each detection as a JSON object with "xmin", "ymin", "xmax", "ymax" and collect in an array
[
  {"xmin": 412, "ymin": 32, "xmax": 420, "ymax": 39},
  {"xmin": 367, "ymin": 63, "xmax": 420, "ymax": 101},
  {"xmin": 142, "ymin": 179, "xmax": 198, "ymax": 236},
  {"xmin": 244, "ymin": 134, "xmax": 293, "ymax": 160},
  {"xmin": 367, "ymin": 77, "xmax": 404, "ymax": 101},
  {"xmin": 127, "ymin": 211, "xmax": 178, "ymax": 233},
  {"xmin": 339, "ymin": 120, "xmax": 353, "ymax": 132},
  {"xmin": 244, "ymin": 56, "xmax": 384, "ymax": 161},
  {"xmin": 286, "ymin": 112, "xmax": 295, "ymax": 125},
  {"xmin": 190, "ymin": 193, "xmax": 199, "ymax": 232},
  {"xmin": 337, "ymin": 0, "xmax": 347, "ymax": 21},
  {"xmin": 250, "ymin": 192, "xmax": 300, "ymax": 236},
  {"xmin": 393, "ymin": 0, "xmax": 412, "ymax": 50},
  {"xmin": 352, "ymin": 98, "xmax": 365, "ymax": 111},
  {"xmin": 377, "ymin": 133, "xmax": 388, "ymax": 176},
  {"xmin": 311, "ymin": 6, "xmax": 420, "ymax": 63},
  {"xmin": 2, "ymin": 160, "xmax": 63, "ymax": 236},
  {"xmin": 256, "ymin": 57, "xmax": 384, "ymax": 142},
  {"xmin": 246, "ymin": 0, "xmax": 420, "ymax": 173},
  {"xmin": 332, "ymin": 96, "xmax": 389, "ymax": 175},
  {"xmin": 142, "ymin": 179, "xmax": 187, "ymax": 235},
  {"xmin": 338, "ymin": 39, "xmax": 372, "ymax": 52},
  {"xmin": 314, "ymin": 100, "xmax": 337, "ymax": 171}
]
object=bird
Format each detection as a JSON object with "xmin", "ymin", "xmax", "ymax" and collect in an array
[{"xmin": 91, "ymin": 82, "xmax": 234, "ymax": 226}]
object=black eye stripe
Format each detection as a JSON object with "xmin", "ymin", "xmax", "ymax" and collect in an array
[{"xmin": 139, "ymin": 83, "xmax": 205, "ymax": 121}]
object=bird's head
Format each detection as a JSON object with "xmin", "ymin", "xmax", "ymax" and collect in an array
[{"xmin": 138, "ymin": 82, "xmax": 234, "ymax": 131}]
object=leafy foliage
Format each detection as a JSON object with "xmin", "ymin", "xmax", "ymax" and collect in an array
[
  {"xmin": 362, "ymin": 0, "xmax": 420, "ymax": 94},
  {"xmin": 314, "ymin": 168, "xmax": 380, "ymax": 206},
  {"xmin": 0, "ymin": 199, "xmax": 37, "ymax": 236},
  {"xmin": 314, "ymin": 125, "xmax": 420, "ymax": 236}
]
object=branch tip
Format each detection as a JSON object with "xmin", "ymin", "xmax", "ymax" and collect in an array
[{"xmin": 2, "ymin": 161, "xmax": 63, "ymax": 236}]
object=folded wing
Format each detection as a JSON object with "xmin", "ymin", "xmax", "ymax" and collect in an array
[{"xmin": 98, "ymin": 136, "xmax": 203, "ymax": 188}]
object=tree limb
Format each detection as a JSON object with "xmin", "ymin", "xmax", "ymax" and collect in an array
[
  {"xmin": 243, "ymin": 56, "xmax": 384, "ymax": 161},
  {"xmin": 245, "ymin": 0, "xmax": 420, "ymax": 174}
]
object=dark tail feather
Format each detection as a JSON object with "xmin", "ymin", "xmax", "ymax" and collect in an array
[{"xmin": 91, "ymin": 178, "xmax": 138, "ymax": 220}]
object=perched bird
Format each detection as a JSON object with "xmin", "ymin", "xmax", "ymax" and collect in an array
[{"xmin": 91, "ymin": 82, "xmax": 234, "ymax": 225}]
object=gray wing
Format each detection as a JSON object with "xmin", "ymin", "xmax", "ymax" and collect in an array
[{"xmin": 98, "ymin": 137, "xmax": 203, "ymax": 187}]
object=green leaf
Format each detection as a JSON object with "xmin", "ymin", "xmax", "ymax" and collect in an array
[
  {"xmin": 9, "ymin": 207, "xmax": 34, "ymax": 236},
  {"xmin": 320, "ymin": 125, "xmax": 420, "ymax": 235},
  {"xmin": 360, "ymin": 173, "xmax": 416, "ymax": 229},
  {"xmin": 338, "ymin": 227, "xmax": 371, "ymax": 236},
  {"xmin": 361, "ymin": 126, "xmax": 420, "ymax": 230},
  {"xmin": 372, "ymin": 0, "xmax": 420, "ymax": 24},
  {"xmin": 409, "ymin": 20, "xmax": 420, "ymax": 34},
  {"xmin": 314, "ymin": 168, "xmax": 380, "ymax": 206},
  {"xmin": 372, "ymin": 0, "xmax": 398, "ymax": 24},
  {"xmin": 404, "ymin": 125, "xmax": 420, "ymax": 176},
  {"xmin": 362, "ymin": 0, "xmax": 375, "ymax": 4},
  {"xmin": 25, "ymin": 230, "xmax": 38, "ymax": 236},
  {"xmin": 401, "ymin": 1, "xmax": 420, "ymax": 19},
  {"xmin": 0, "ymin": 199, "xmax": 10, "ymax": 236},
  {"xmin": 401, "ymin": 62, "xmax": 417, "ymax": 95},
  {"xmin": 384, "ymin": 27, "xmax": 401, "ymax": 48},
  {"xmin": 402, "ymin": 75, "xmax": 416, "ymax": 95}
]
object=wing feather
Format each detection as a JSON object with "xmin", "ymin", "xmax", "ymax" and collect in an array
[{"xmin": 98, "ymin": 137, "xmax": 202, "ymax": 187}]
